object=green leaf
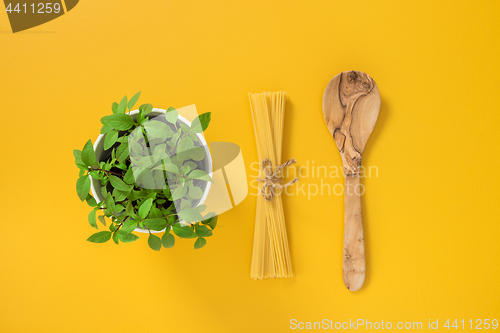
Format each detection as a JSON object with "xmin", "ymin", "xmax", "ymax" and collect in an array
[
  {"xmin": 148, "ymin": 233, "xmax": 162, "ymax": 251},
  {"xmin": 188, "ymin": 170, "xmax": 213, "ymax": 183},
  {"xmin": 149, "ymin": 206, "xmax": 163, "ymax": 218},
  {"xmin": 81, "ymin": 140, "xmax": 96, "ymax": 167},
  {"xmin": 117, "ymin": 96, "xmax": 128, "ymax": 114},
  {"xmin": 120, "ymin": 220, "xmax": 137, "ymax": 233},
  {"xmin": 89, "ymin": 170, "xmax": 102, "ymax": 179},
  {"xmin": 117, "ymin": 230, "xmax": 139, "ymax": 243},
  {"xmin": 111, "ymin": 102, "xmax": 118, "ymax": 114},
  {"xmin": 162, "ymin": 187, "xmax": 171, "ymax": 200},
  {"xmin": 143, "ymin": 121, "xmax": 174, "ymax": 139},
  {"xmin": 207, "ymin": 215, "xmax": 218, "ymax": 229},
  {"xmin": 178, "ymin": 207, "xmax": 203, "ymax": 222},
  {"xmin": 172, "ymin": 224, "xmax": 195, "ymax": 238},
  {"xmin": 101, "ymin": 114, "xmax": 135, "ymax": 131},
  {"xmin": 104, "ymin": 130, "xmax": 119, "ymax": 150},
  {"xmin": 87, "ymin": 231, "xmax": 112, "ymax": 243},
  {"xmin": 138, "ymin": 198, "xmax": 153, "ymax": 219},
  {"xmin": 114, "ymin": 204, "xmax": 125, "ymax": 213},
  {"xmin": 112, "ymin": 232, "xmax": 119, "ymax": 244},
  {"xmin": 88, "ymin": 208, "xmax": 98, "ymax": 229},
  {"xmin": 180, "ymin": 146, "xmax": 205, "ymax": 161},
  {"xmin": 195, "ymin": 225, "xmax": 213, "ymax": 237},
  {"xmin": 187, "ymin": 184, "xmax": 203, "ymax": 200},
  {"xmin": 76, "ymin": 175, "xmax": 91, "ymax": 201},
  {"xmin": 128, "ymin": 91, "xmax": 141, "ymax": 110},
  {"xmin": 163, "ymin": 163, "xmax": 179, "ymax": 174},
  {"xmin": 108, "ymin": 175, "xmax": 133, "ymax": 191},
  {"xmin": 105, "ymin": 192, "xmax": 115, "ymax": 212},
  {"xmin": 86, "ymin": 194, "xmax": 98, "ymax": 207},
  {"xmin": 113, "ymin": 189, "xmax": 129, "ymax": 202},
  {"xmin": 165, "ymin": 109, "xmax": 178, "ymax": 124},
  {"xmin": 98, "ymin": 215, "xmax": 106, "ymax": 226},
  {"xmin": 194, "ymin": 237, "xmax": 206, "ymax": 249},
  {"xmin": 100, "ymin": 125, "xmax": 113, "ymax": 134},
  {"xmin": 73, "ymin": 149, "xmax": 86, "ymax": 170},
  {"xmin": 171, "ymin": 185, "xmax": 188, "ymax": 201},
  {"xmin": 162, "ymin": 232, "xmax": 175, "ymax": 248},
  {"xmin": 116, "ymin": 141, "xmax": 130, "ymax": 163},
  {"xmin": 139, "ymin": 103, "xmax": 153, "ymax": 115},
  {"xmin": 144, "ymin": 218, "xmax": 167, "ymax": 231},
  {"xmin": 190, "ymin": 112, "xmax": 211, "ymax": 133},
  {"xmin": 123, "ymin": 168, "xmax": 135, "ymax": 185},
  {"xmin": 125, "ymin": 201, "xmax": 134, "ymax": 216},
  {"xmin": 195, "ymin": 204, "xmax": 207, "ymax": 213},
  {"xmin": 177, "ymin": 137, "xmax": 194, "ymax": 153}
]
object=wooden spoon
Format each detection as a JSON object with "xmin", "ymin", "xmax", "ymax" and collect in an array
[{"xmin": 322, "ymin": 70, "xmax": 380, "ymax": 291}]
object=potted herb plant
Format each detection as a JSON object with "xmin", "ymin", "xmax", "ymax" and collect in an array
[{"xmin": 74, "ymin": 92, "xmax": 217, "ymax": 250}]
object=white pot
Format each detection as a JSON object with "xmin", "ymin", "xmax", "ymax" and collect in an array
[{"xmin": 90, "ymin": 108, "xmax": 213, "ymax": 233}]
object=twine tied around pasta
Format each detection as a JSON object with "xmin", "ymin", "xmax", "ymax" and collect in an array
[{"xmin": 257, "ymin": 158, "xmax": 299, "ymax": 201}]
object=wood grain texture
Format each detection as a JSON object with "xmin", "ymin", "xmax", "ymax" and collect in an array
[{"xmin": 322, "ymin": 70, "xmax": 380, "ymax": 291}]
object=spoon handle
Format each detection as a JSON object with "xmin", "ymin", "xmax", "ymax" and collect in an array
[{"xmin": 343, "ymin": 174, "xmax": 366, "ymax": 291}]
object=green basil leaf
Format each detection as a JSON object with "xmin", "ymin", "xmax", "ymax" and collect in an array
[
  {"xmin": 86, "ymin": 194, "xmax": 98, "ymax": 207},
  {"xmin": 73, "ymin": 149, "xmax": 86, "ymax": 170},
  {"xmin": 116, "ymin": 141, "xmax": 130, "ymax": 163},
  {"xmin": 162, "ymin": 232, "xmax": 175, "ymax": 248},
  {"xmin": 76, "ymin": 175, "xmax": 91, "ymax": 201},
  {"xmin": 163, "ymin": 163, "xmax": 179, "ymax": 174},
  {"xmin": 190, "ymin": 112, "xmax": 211, "ymax": 133},
  {"xmin": 143, "ymin": 120, "xmax": 174, "ymax": 139},
  {"xmin": 101, "ymin": 114, "xmax": 135, "ymax": 131},
  {"xmin": 87, "ymin": 231, "xmax": 112, "ymax": 243},
  {"xmin": 208, "ymin": 215, "xmax": 218, "ymax": 229},
  {"xmin": 171, "ymin": 185, "xmax": 187, "ymax": 201},
  {"xmin": 113, "ymin": 189, "xmax": 129, "ymax": 202},
  {"xmin": 148, "ymin": 233, "xmax": 162, "ymax": 251},
  {"xmin": 178, "ymin": 207, "xmax": 203, "ymax": 222},
  {"xmin": 144, "ymin": 218, "xmax": 167, "ymax": 231},
  {"xmin": 138, "ymin": 198, "xmax": 153, "ymax": 219},
  {"xmin": 139, "ymin": 103, "xmax": 153, "ymax": 115},
  {"xmin": 117, "ymin": 230, "xmax": 139, "ymax": 243},
  {"xmin": 98, "ymin": 215, "xmax": 107, "ymax": 226},
  {"xmin": 172, "ymin": 224, "xmax": 195, "ymax": 238},
  {"xmin": 180, "ymin": 146, "xmax": 205, "ymax": 161},
  {"xmin": 188, "ymin": 170, "xmax": 213, "ymax": 183},
  {"xmin": 177, "ymin": 137, "xmax": 194, "ymax": 153},
  {"xmin": 187, "ymin": 184, "xmax": 203, "ymax": 199},
  {"xmin": 108, "ymin": 175, "xmax": 133, "ymax": 191},
  {"xmin": 195, "ymin": 225, "xmax": 213, "ymax": 237},
  {"xmin": 111, "ymin": 102, "xmax": 118, "ymax": 114},
  {"xmin": 117, "ymin": 96, "xmax": 128, "ymax": 114},
  {"xmin": 81, "ymin": 140, "xmax": 96, "ymax": 167},
  {"xmin": 105, "ymin": 192, "xmax": 115, "ymax": 212},
  {"xmin": 88, "ymin": 208, "xmax": 98, "ymax": 229},
  {"xmin": 128, "ymin": 91, "xmax": 141, "ymax": 110},
  {"xmin": 165, "ymin": 109, "xmax": 178, "ymax": 124},
  {"xmin": 112, "ymin": 232, "xmax": 119, "ymax": 244},
  {"xmin": 120, "ymin": 220, "xmax": 137, "ymax": 233},
  {"xmin": 194, "ymin": 237, "xmax": 206, "ymax": 249},
  {"xmin": 104, "ymin": 130, "xmax": 119, "ymax": 150}
]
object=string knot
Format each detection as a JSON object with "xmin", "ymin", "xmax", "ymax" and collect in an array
[{"xmin": 257, "ymin": 158, "xmax": 299, "ymax": 201}]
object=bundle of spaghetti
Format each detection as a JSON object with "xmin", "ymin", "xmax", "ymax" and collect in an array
[{"xmin": 249, "ymin": 91, "xmax": 294, "ymax": 279}]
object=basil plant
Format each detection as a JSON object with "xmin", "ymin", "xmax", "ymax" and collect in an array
[{"xmin": 74, "ymin": 92, "xmax": 217, "ymax": 250}]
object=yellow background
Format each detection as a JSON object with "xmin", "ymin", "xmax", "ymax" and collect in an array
[{"xmin": 1, "ymin": 0, "xmax": 499, "ymax": 332}]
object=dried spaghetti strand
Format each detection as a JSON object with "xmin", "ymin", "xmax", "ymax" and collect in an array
[{"xmin": 249, "ymin": 91, "xmax": 295, "ymax": 280}]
